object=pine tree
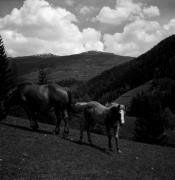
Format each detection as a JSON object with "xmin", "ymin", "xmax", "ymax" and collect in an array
[
  {"xmin": 0, "ymin": 35, "xmax": 14, "ymax": 101},
  {"xmin": 38, "ymin": 67, "xmax": 48, "ymax": 85}
]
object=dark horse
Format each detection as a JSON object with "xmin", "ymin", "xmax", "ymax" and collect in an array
[
  {"xmin": 75, "ymin": 101, "xmax": 125, "ymax": 153},
  {"xmin": 0, "ymin": 82, "xmax": 72, "ymax": 134}
]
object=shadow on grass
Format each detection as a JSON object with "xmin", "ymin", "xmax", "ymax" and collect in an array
[
  {"xmin": 0, "ymin": 122, "xmax": 53, "ymax": 135},
  {"xmin": 64, "ymin": 136, "xmax": 111, "ymax": 155}
]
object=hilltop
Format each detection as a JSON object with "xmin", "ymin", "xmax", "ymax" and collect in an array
[
  {"xmin": 0, "ymin": 116, "xmax": 175, "ymax": 179},
  {"xmin": 11, "ymin": 51, "xmax": 132, "ymax": 82}
]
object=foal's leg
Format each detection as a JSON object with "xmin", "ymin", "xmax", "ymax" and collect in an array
[
  {"xmin": 106, "ymin": 126, "xmax": 112, "ymax": 151},
  {"xmin": 114, "ymin": 124, "xmax": 121, "ymax": 153},
  {"xmin": 79, "ymin": 122, "xmax": 84, "ymax": 144},
  {"xmin": 62, "ymin": 109, "xmax": 69, "ymax": 135}
]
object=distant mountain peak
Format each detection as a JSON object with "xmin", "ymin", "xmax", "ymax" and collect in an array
[
  {"xmin": 34, "ymin": 53, "xmax": 57, "ymax": 57},
  {"xmin": 80, "ymin": 50, "xmax": 115, "ymax": 56}
]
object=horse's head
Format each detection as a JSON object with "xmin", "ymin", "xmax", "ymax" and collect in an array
[
  {"xmin": 0, "ymin": 90, "xmax": 16, "ymax": 120},
  {"xmin": 0, "ymin": 99, "xmax": 8, "ymax": 120},
  {"xmin": 110, "ymin": 103, "xmax": 125, "ymax": 125}
]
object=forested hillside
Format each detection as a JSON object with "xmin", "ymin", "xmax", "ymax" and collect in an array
[{"xmin": 86, "ymin": 35, "xmax": 175, "ymax": 103}]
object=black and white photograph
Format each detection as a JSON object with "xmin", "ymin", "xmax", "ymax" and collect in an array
[{"xmin": 0, "ymin": 0, "xmax": 175, "ymax": 179}]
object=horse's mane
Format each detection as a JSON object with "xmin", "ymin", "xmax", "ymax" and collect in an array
[
  {"xmin": 5, "ymin": 82, "xmax": 33, "ymax": 100},
  {"xmin": 17, "ymin": 82, "xmax": 33, "ymax": 88}
]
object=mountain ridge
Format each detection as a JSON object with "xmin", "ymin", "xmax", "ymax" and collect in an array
[{"xmin": 11, "ymin": 51, "xmax": 132, "ymax": 82}]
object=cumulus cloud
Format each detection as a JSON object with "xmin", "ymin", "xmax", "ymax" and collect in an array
[
  {"xmin": 0, "ymin": 0, "xmax": 175, "ymax": 58},
  {"xmin": 163, "ymin": 19, "xmax": 175, "ymax": 35},
  {"xmin": 82, "ymin": 28, "xmax": 104, "ymax": 51},
  {"xmin": 143, "ymin": 6, "xmax": 160, "ymax": 18},
  {"xmin": 79, "ymin": 6, "xmax": 97, "ymax": 15},
  {"xmin": 0, "ymin": 0, "xmax": 103, "ymax": 56},
  {"xmin": 95, "ymin": 0, "xmax": 160, "ymax": 25},
  {"xmin": 94, "ymin": 0, "xmax": 174, "ymax": 57},
  {"xmin": 103, "ymin": 18, "xmax": 175, "ymax": 57},
  {"xmin": 65, "ymin": 0, "xmax": 74, "ymax": 7}
]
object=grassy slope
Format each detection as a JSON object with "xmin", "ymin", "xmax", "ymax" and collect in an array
[
  {"xmin": 1, "ymin": 117, "xmax": 175, "ymax": 180},
  {"xmin": 12, "ymin": 51, "xmax": 132, "ymax": 82}
]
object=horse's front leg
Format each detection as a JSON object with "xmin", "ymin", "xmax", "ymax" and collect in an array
[
  {"xmin": 106, "ymin": 126, "xmax": 112, "ymax": 151},
  {"xmin": 32, "ymin": 112, "xmax": 39, "ymax": 131},
  {"xmin": 23, "ymin": 105, "xmax": 39, "ymax": 131},
  {"xmin": 54, "ymin": 110, "xmax": 62, "ymax": 135},
  {"xmin": 114, "ymin": 124, "xmax": 122, "ymax": 153}
]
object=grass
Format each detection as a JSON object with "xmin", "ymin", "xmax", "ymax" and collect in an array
[{"xmin": 0, "ymin": 116, "xmax": 175, "ymax": 180}]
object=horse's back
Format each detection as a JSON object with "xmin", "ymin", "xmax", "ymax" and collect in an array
[
  {"xmin": 19, "ymin": 83, "xmax": 49, "ymax": 100},
  {"xmin": 84, "ymin": 101, "xmax": 107, "ymax": 121},
  {"xmin": 48, "ymin": 84, "xmax": 69, "ymax": 106},
  {"xmin": 86, "ymin": 101, "xmax": 106, "ymax": 111}
]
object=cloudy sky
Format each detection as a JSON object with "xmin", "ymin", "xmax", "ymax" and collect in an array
[{"xmin": 0, "ymin": 0, "xmax": 175, "ymax": 57}]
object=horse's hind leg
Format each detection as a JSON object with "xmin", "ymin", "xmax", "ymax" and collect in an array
[{"xmin": 86, "ymin": 124, "xmax": 93, "ymax": 145}]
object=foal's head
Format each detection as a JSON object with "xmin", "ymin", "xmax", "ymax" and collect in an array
[{"xmin": 110, "ymin": 103, "xmax": 125, "ymax": 125}]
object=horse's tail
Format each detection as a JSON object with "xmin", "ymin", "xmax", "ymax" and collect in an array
[
  {"xmin": 67, "ymin": 88, "xmax": 72, "ymax": 111},
  {"xmin": 66, "ymin": 89, "xmax": 81, "ymax": 117},
  {"xmin": 67, "ymin": 89, "xmax": 75, "ymax": 115}
]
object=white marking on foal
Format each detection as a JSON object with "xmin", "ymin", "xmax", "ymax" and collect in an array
[
  {"xmin": 120, "ymin": 109, "xmax": 125, "ymax": 124},
  {"xmin": 64, "ymin": 110, "xmax": 68, "ymax": 118}
]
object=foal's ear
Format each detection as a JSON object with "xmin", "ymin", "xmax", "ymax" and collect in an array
[{"xmin": 110, "ymin": 105, "xmax": 120, "ymax": 115}]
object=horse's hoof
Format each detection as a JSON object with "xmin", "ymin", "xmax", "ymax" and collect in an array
[
  {"xmin": 53, "ymin": 130, "xmax": 60, "ymax": 135},
  {"xmin": 31, "ymin": 126, "xmax": 39, "ymax": 131},
  {"xmin": 117, "ymin": 149, "xmax": 122, "ymax": 154},
  {"xmin": 78, "ymin": 140, "xmax": 82, "ymax": 144},
  {"xmin": 62, "ymin": 133, "xmax": 69, "ymax": 139},
  {"xmin": 64, "ymin": 129, "xmax": 69, "ymax": 135},
  {"xmin": 109, "ymin": 148, "xmax": 113, "ymax": 152},
  {"xmin": 89, "ymin": 142, "xmax": 93, "ymax": 146}
]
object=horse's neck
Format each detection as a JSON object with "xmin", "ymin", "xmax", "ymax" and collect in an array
[{"xmin": 5, "ymin": 89, "xmax": 18, "ymax": 109}]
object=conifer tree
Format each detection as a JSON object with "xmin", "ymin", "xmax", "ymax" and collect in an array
[
  {"xmin": 0, "ymin": 35, "xmax": 14, "ymax": 101},
  {"xmin": 38, "ymin": 67, "xmax": 48, "ymax": 85}
]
